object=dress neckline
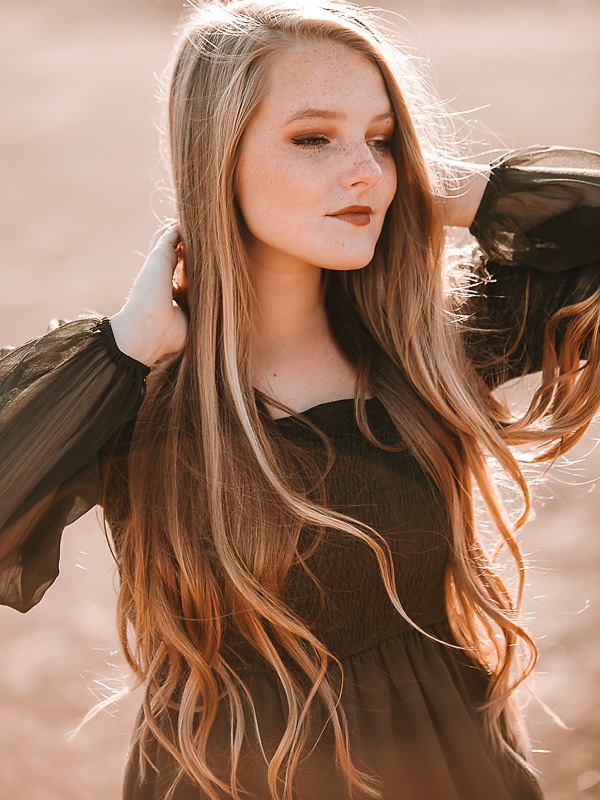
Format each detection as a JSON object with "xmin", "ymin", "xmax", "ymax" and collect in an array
[
  {"xmin": 273, "ymin": 396, "xmax": 403, "ymax": 444},
  {"xmin": 273, "ymin": 396, "xmax": 381, "ymax": 424}
]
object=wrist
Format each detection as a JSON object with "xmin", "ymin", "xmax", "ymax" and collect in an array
[
  {"xmin": 443, "ymin": 165, "xmax": 491, "ymax": 228},
  {"xmin": 109, "ymin": 310, "xmax": 159, "ymax": 368}
]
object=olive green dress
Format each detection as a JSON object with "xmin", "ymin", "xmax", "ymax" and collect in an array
[{"xmin": 1, "ymin": 146, "xmax": 599, "ymax": 799}]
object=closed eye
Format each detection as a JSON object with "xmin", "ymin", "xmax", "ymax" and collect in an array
[{"xmin": 292, "ymin": 136, "xmax": 329, "ymax": 148}]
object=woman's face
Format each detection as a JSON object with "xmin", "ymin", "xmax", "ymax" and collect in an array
[{"xmin": 236, "ymin": 40, "xmax": 397, "ymax": 276}]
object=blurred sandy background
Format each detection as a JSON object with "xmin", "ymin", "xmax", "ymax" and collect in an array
[{"xmin": 0, "ymin": 0, "xmax": 599, "ymax": 798}]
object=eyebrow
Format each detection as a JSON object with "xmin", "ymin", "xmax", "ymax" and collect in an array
[{"xmin": 281, "ymin": 108, "xmax": 395, "ymax": 126}]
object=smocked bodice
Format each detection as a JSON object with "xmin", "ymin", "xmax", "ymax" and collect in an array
[{"xmin": 226, "ymin": 399, "xmax": 450, "ymax": 673}]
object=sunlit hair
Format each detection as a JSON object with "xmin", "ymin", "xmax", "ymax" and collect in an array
[{"xmin": 99, "ymin": 2, "xmax": 600, "ymax": 799}]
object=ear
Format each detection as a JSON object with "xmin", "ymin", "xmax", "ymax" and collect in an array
[{"xmin": 172, "ymin": 241, "xmax": 189, "ymax": 313}]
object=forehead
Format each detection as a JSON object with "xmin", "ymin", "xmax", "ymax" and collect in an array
[{"xmin": 260, "ymin": 40, "xmax": 391, "ymax": 121}]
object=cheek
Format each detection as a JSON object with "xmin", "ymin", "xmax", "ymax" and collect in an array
[
  {"xmin": 238, "ymin": 159, "xmax": 316, "ymax": 236},
  {"xmin": 238, "ymin": 152, "xmax": 279, "ymax": 208},
  {"xmin": 383, "ymin": 160, "xmax": 398, "ymax": 206},
  {"xmin": 236, "ymin": 174, "xmax": 290, "ymax": 252}
]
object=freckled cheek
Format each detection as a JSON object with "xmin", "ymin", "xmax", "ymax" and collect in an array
[
  {"xmin": 238, "ymin": 173, "xmax": 281, "ymax": 227},
  {"xmin": 238, "ymin": 151, "xmax": 330, "ymax": 232},
  {"xmin": 384, "ymin": 164, "xmax": 398, "ymax": 206},
  {"xmin": 273, "ymin": 161, "xmax": 323, "ymax": 203}
]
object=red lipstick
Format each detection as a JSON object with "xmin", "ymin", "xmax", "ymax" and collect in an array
[{"xmin": 327, "ymin": 205, "xmax": 373, "ymax": 227}]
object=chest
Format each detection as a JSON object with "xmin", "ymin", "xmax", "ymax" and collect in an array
[
  {"xmin": 277, "ymin": 417, "xmax": 451, "ymax": 654},
  {"xmin": 254, "ymin": 340, "xmax": 362, "ymax": 419}
]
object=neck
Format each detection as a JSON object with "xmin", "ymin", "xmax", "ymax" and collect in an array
[
  {"xmin": 249, "ymin": 256, "xmax": 362, "ymax": 414},
  {"xmin": 251, "ymin": 260, "xmax": 331, "ymax": 371}
]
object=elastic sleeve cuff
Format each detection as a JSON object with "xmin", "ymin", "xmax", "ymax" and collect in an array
[{"xmin": 96, "ymin": 316, "xmax": 151, "ymax": 378}]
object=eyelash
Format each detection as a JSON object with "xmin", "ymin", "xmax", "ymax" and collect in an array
[{"xmin": 291, "ymin": 136, "xmax": 391, "ymax": 151}]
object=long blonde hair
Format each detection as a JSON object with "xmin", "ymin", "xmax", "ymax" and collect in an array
[{"xmin": 101, "ymin": 2, "xmax": 600, "ymax": 799}]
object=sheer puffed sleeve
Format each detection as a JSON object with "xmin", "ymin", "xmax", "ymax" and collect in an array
[
  {"xmin": 464, "ymin": 145, "xmax": 600, "ymax": 387},
  {"xmin": 0, "ymin": 316, "xmax": 150, "ymax": 612}
]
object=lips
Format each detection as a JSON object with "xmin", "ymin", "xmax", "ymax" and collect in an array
[{"xmin": 327, "ymin": 205, "xmax": 373, "ymax": 227}]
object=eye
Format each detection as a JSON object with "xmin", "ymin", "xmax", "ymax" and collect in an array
[
  {"xmin": 291, "ymin": 136, "xmax": 329, "ymax": 149},
  {"xmin": 368, "ymin": 138, "xmax": 391, "ymax": 151}
]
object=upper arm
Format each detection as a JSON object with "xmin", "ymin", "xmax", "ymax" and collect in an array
[{"xmin": 462, "ymin": 145, "xmax": 600, "ymax": 388}]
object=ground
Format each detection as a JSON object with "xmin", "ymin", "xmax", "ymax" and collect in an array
[{"xmin": 1, "ymin": 1, "xmax": 599, "ymax": 798}]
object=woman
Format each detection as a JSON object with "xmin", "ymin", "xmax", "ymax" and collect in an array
[{"xmin": 1, "ymin": 1, "xmax": 599, "ymax": 798}]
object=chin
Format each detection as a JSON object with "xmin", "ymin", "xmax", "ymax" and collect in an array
[
  {"xmin": 317, "ymin": 246, "xmax": 376, "ymax": 272},
  {"xmin": 325, "ymin": 262, "xmax": 371, "ymax": 272},
  {"xmin": 321, "ymin": 254, "xmax": 374, "ymax": 272}
]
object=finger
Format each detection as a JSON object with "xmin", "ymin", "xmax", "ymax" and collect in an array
[
  {"xmin": 148, "ymin": 226, "xmax": 168, "ymax": 252},
  {"xmin": 148, "ymin": 222, "xmax": 180, "ymax": 253},
  {"xmin": 153, "ymin": 228, "xmax": 181, "ymax": 264},
  {"xmin": 159, "ymin": 225, "xmax": 181, "ymax": 242}
]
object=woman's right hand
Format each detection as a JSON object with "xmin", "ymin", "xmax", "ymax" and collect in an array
[{"xmin": 110, "ymin": 224, "xmax": 189, "ymax": 367}]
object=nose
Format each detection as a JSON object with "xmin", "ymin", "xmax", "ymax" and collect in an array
[{"xmin": 340, "ymin": 140, "xmax": 383, "ymax": 190}]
